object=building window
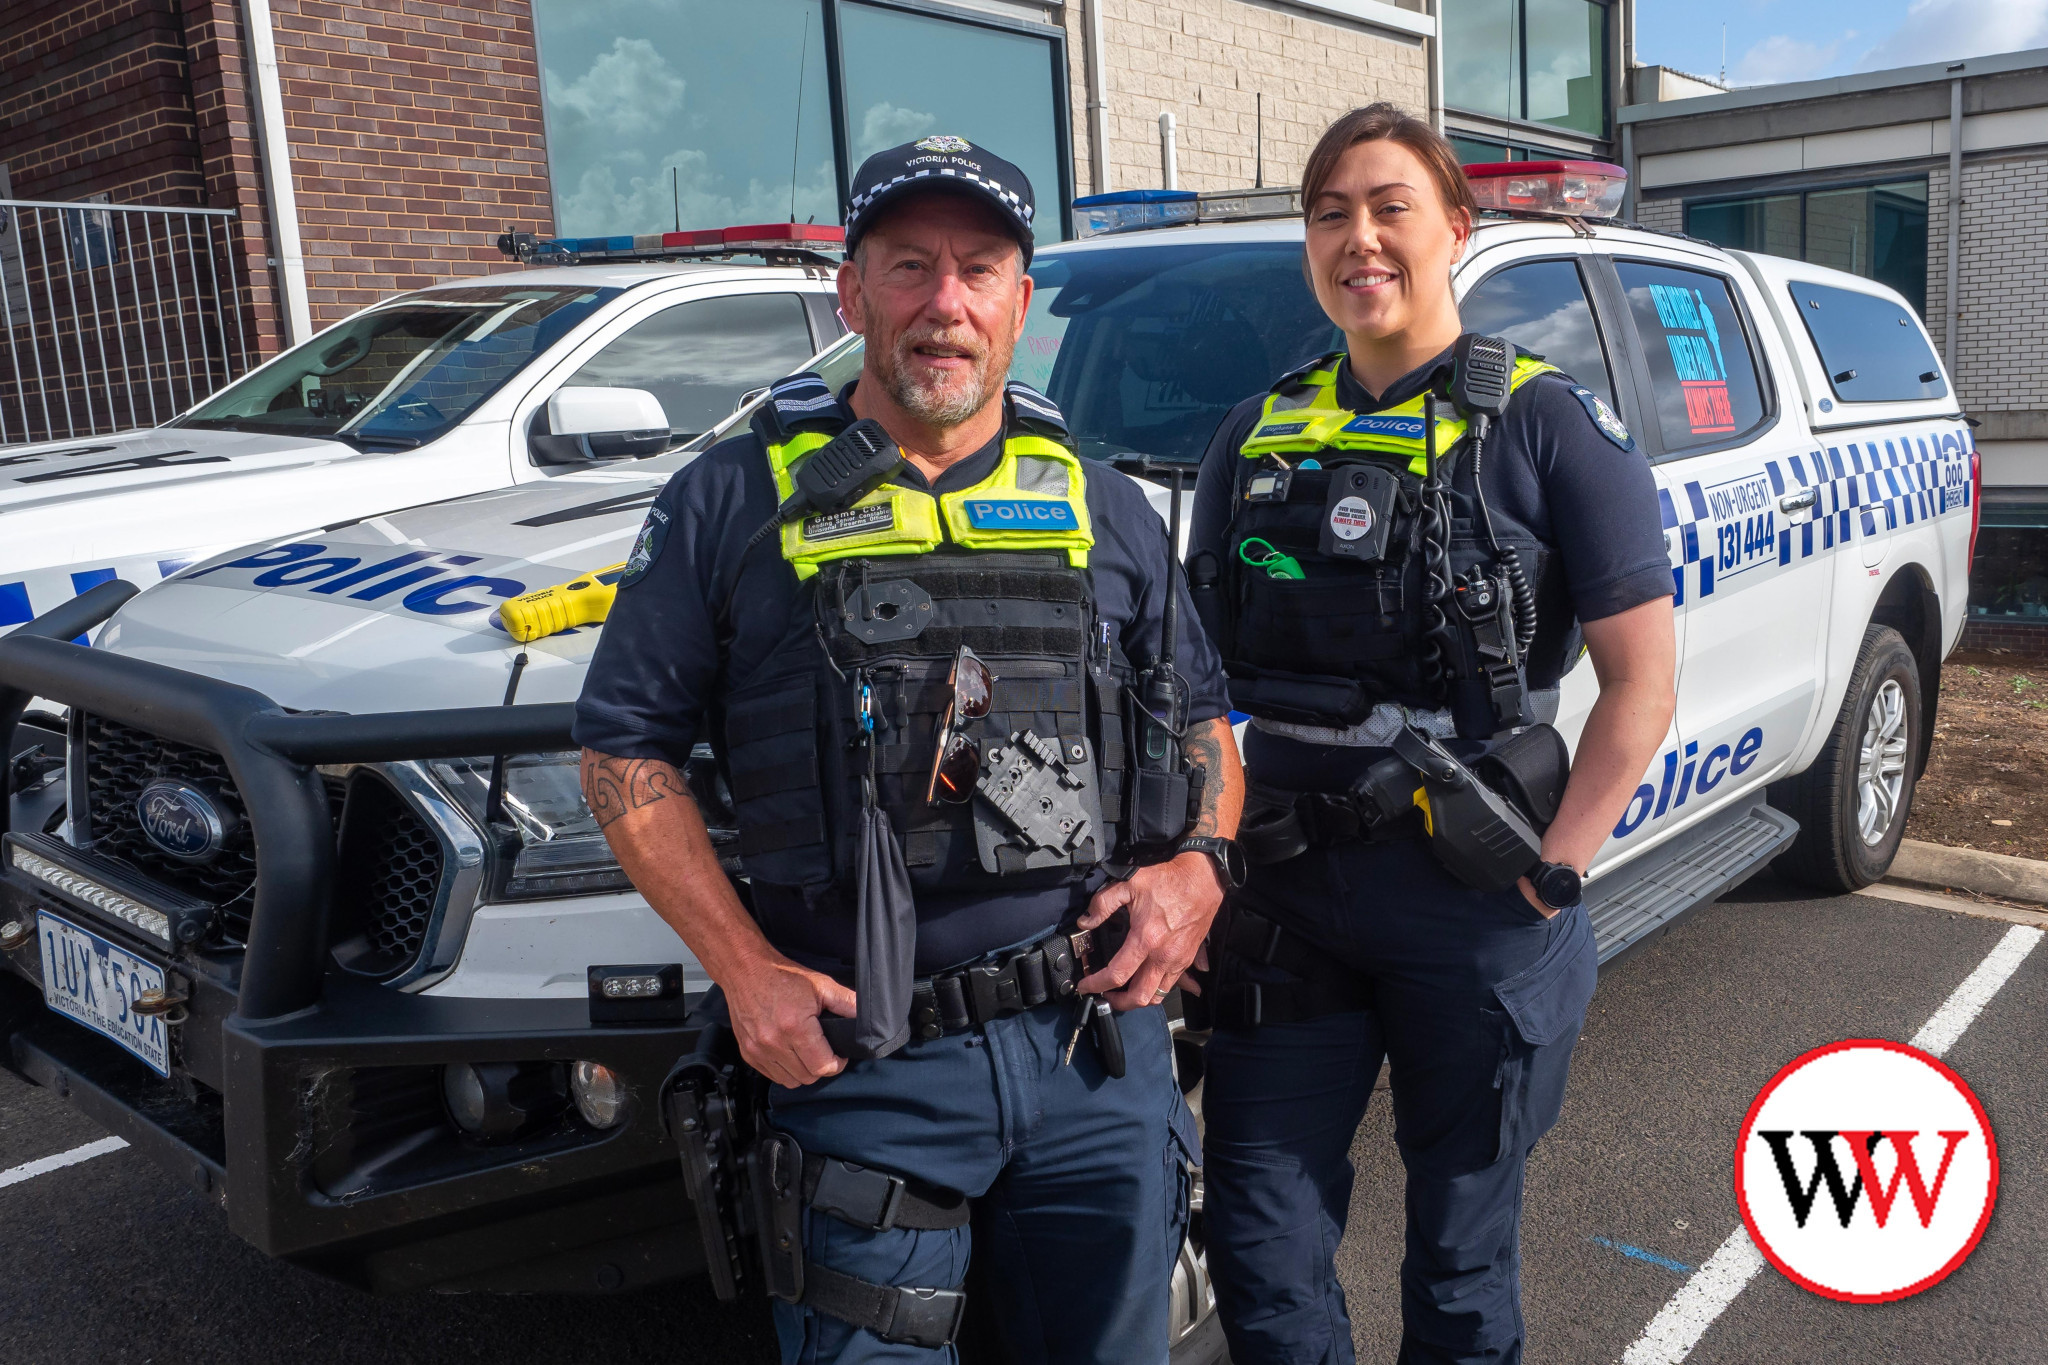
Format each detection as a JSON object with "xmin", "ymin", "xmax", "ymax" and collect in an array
[
  {"xmin": 1685, "ymin": 181, "xmax": 1929, "ymax": 316},
  {"xmin": 1971, "ymin": 498, "xmax": 2048, "ymax": 622},
  {"xmin": 1442, "ymin": 0, "xmax": 1609, "ymax": 140},
  {"xmin": 533, "ymin": 0, "xmax": 1069, "ymax": 242},
  {"xmin": 1449, "ymin": 137, "xmax": 1529, "ymax": 164}
]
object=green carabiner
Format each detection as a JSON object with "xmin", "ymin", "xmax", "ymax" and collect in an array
[{"xmin": 1239, "ymin": 537, "xmax": 1305, "ymax": 580}]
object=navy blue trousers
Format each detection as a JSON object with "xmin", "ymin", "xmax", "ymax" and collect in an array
[
  {"xmin": 767, "ymin": 996, "xmax": 1196, "ymax": 1365},
  {"xmin": 1202, "ymin": 837, "xmax": 1597, "ymax": 1365}
]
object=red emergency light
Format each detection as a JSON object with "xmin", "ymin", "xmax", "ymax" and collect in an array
[{"xmin": 1464, "ymin": 161, "xmax": 1628, "ymax": 219}]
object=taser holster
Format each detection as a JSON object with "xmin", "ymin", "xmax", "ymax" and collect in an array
[{"xmin": 661, "ymin": 988, "xmax": 972, "ymax": 1349}]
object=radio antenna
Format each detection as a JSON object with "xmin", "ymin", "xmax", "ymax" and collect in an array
[{"xmin": 790, "ymin": 13, "xmax": 811, "ymax": 223}]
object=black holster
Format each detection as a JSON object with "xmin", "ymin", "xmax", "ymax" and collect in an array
[{"xmin": 661, "ymin": 987, "xmax": 973, "ymax": 1349}]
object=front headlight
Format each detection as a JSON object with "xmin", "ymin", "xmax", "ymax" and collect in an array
[{"xmin": 429, "ymin": 751, "xmax": 632, "ymax": 901}]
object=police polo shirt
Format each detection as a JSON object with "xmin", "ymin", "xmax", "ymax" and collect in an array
[
  {"xmin": 575, "ymin": 389, "xmax": 1230, "ymax": 974},
  {"xmin": 1189, "ymin": 344, "xmax": 1672, "ymax": 791}
]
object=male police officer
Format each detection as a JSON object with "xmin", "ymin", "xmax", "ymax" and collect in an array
[{"xmin": 574, "ymin": 137, "xmax": 1244, "ymax": 1363}]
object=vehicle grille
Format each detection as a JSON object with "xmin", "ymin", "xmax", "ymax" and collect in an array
[
  {"xmin": 80, "ymin": 716, "xmax": 445, "ymax": 971},
  {"xmin": 332, "ymin": 774, "xmax": 446, "ymax": 977},
  {"xmin": 81, "ymin": 715, "xmax": 262, "ymax": 940}
]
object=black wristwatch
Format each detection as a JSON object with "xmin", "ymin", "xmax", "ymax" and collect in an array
[
  {"xmin": 1176, "ymin": 836, "xmax": 1248, "ymax": 890},
  {"xmin": 1530, "ymin": 860, "xmax": 1582, "ymax": 912}
]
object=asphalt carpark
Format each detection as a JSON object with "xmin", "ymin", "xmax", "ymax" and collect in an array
[{"xmin": 1, "ymin": 877, "xmax": 2042, "ymax": 1364}]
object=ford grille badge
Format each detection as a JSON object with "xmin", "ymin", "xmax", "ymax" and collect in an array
[{"xmin": 136, "ymin": 781, "xmax": 234, "ymax": 862}]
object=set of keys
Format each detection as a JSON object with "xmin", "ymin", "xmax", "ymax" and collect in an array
[{"xmin": 1060, "ymin": 992, "xmax": 1127, "ymax": 1079}]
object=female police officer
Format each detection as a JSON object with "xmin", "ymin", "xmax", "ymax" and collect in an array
[{"xmin": 1184, "ymin": 105, "xmax": 1676, "ymax": 1364}]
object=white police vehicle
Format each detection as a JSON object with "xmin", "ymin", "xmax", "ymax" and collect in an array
[
  {"xmin": 0, "ymin": 229, "xmax": 844, "ymax": 633},
  {"xmin": 0, "ymin": 168, "xmax": 1971, "ymax": 1356}
]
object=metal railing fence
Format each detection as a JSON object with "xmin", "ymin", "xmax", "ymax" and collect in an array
[{"xmin": 0, "ymin": 198, "xmax": 254, "ymax": 447}]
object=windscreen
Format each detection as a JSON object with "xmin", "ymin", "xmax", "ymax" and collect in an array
[
  {"xmin": 178, "ymin": 284, "xmax": 621, "ymax": 447},
  {"xmin": 1014, "ymin": 242, "xmax": 1340, "ymax": 465}
]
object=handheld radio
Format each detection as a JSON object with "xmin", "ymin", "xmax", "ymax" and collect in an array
[
  {"xmin": 745, "ymin": 418, "xmax": 905, "ymax": 551},
  {"xmin": 1119, "ymin": 457, "xmax": 1199, "ymax": 849}
]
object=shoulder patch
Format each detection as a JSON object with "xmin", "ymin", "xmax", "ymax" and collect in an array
[
  {"xmin": 1571, "ymin": 385, "xmax": 1634, "ymax": 451},
  {"xmin": 619, "ymin": 503, "xmax": 671, "ymax": 586}
]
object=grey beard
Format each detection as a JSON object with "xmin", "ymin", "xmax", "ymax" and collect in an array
[{"xmin": 880, "ymin": 338, "xmax": 997, "ymax": 428}]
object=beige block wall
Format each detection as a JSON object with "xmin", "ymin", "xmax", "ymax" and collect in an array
[{"xmin": 1063, "ymin": 0, "xmax": 1430, "ymax": 196}]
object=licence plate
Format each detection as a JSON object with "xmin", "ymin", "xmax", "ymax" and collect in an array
[{"xmin": 37, "ymin": 911, "xmax": 171, "ymax": 1077}]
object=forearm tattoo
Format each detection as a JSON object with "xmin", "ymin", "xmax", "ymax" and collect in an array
[
  {"xmin": 581, "ymin": 751, "xmax": 690, "ymax": 830},
  {"xmin": 1184, "ymin": 723, "xmax": 1227, "ymax": 838}
]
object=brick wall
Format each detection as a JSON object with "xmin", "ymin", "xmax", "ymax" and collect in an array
[
  {"xmin": 1632, "ymin": 195, "xmax": 1682, "ymax": 234},
  {"xmin": 1960, "ymin": 618, "xmax": 2048, "ymax": 662},
  {"xmin": 267, "ymin": 0, "xmax": 551, "ymax": 326},
  {"xmin": 1062, "ymin": 0, "xmax": 1428, "ymax": 197},
  {"xmin": 1927, "ymin": 153, "xmax": 2048, "ymax": 423}
]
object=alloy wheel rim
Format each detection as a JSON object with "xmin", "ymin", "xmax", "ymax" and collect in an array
[{"xmin": 1857, "ymin": 678, "xmax": 1910, "ymax": 846}]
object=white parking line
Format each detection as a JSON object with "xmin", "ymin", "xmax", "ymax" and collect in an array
[
  {"xmin": 0, "ymin": 1136, "xmax": 129, "ymax": 1191},
  {"xmin": 1620, "ymin": 924, "xmax": 2044, "ymax": 1365}
]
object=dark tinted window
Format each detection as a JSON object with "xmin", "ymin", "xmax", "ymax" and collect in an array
[
  {"xmin": 1460, "ymin": 258, "xmax": 1613, "ymax": 406},
  {"xmin": 1787, "ymin": 280, "xmax": 1947, "ymax": 403},
  {"xmin": 1014, "ymin": 243, "xmax": 1341, "ymax": 465},
  {"xmin": 564, "ymin": 292, "xmax": 816, "ymax": 438},
  {"xmin": 1614, "ymin": 260, "xmax": 1768, "ymax": 454}
]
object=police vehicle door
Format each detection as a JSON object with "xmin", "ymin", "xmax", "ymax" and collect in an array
[
  {"xmin": 1602, "ymin": 250, "xmax": 1830, "ymax": 841},
  {"xmin": 1455, "ymin": 248, "xmax": 1687, "ymax": 852},
  {"xmin": 510, "ymin": 282, "xmax": 833, "ymax": 478}
]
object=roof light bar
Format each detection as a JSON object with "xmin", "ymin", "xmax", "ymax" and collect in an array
[
  {"xmin": 1463, "ymin": 161, "xmax": 1628, "ymax": 219},
  {"xmin": 497, "ymin": 222, "xmax": 845, "ymax": 266},
  {"xmin": 1073, "ymin": 186, "xmax": 1305, "ymax": 238}
]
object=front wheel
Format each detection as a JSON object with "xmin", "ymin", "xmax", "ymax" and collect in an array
[{"xmin": 1770, "ymin": 624, "xmax": 1922, "ymax": 893}]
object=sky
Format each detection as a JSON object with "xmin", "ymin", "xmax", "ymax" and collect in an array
[{"xmin": 1637, "ymin": 0, "xmax": 2048, "ymax": 88}]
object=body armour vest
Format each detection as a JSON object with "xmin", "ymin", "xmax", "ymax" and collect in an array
[
  {"xmin": 719, "ymin": 374, "xmax": 1134, "ymax": 903},
  {"xmin": 1197, "ymin": 344, "xmax": 1565, "ymax": 740}
]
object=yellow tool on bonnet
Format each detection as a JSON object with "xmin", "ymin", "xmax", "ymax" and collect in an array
[{"xmin": 499, "ymin": 562, "xmax": 627, "ymax": 643}]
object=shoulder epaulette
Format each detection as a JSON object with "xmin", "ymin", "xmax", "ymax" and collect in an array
[
  {"xmin": 1272, "ymin": 350, "xmax": 1344, "ymax": 397},
  {"xmin": 1005, "ymin": 381, "xmax": 1071, "ymax": 441},
  {"xmin": 751, "ymin": 371, "xmax": 847, "ymax": 444}
]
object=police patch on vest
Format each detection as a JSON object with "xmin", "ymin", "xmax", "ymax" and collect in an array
[
  {"xmin": 1255, "ymin": 421, "xmax": 1309, "ymax": 438},
  {"xmin": 620, "ymin": 504, "xmax": 670, "ymax": 586},
  {"xmin": 1573, "ymin": 386, "xmax": 1634, "ymax": 451},
  {"xmin": 964, "ymin": 498, "xmax": 1078, "ymax": 530},
  {"xmin": 1329, "ymin": 494, "xmax": 1377, "ymax": 540},
  {"xmin": 803, "ymin": 503, "xmax": 896, "ymax": 541},
  {"xmin": 1341, "ymin": 413, "xmax": 1426, "ymax": 439}
]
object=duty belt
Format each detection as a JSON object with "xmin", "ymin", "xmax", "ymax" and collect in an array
[
  {"xmin": 907, "ymin": 924, "xmax": 1108, "ymax": 1040},
  {"xmin": 1238, "ymin": 780, "xmax": 1424, "ymax": 866}
]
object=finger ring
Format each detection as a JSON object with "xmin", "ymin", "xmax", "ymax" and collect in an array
[{"xmin": 1152, "ymin": 986, "xmax": 1171, "ymax": 1001}]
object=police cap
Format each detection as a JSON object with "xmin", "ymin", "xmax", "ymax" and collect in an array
[{"xmin": 843, "ymin": 136, "xmax": 1036, "ymax": 267}]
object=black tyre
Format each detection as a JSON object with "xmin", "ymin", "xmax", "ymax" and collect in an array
[{"xmin": 1770, "ymin": 624, "xmax": 1922, "ymax": 893}]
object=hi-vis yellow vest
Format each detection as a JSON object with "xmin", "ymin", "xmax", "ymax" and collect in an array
[
  {"xmin": 1239, "ymin": 353, "xmax": 1558, "ymax": 473},
  {"xmin": 766, "ymin": 429, "xmax": 1094, "ymax": 580}
]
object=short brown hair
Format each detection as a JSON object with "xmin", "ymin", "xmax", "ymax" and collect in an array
[{"xmin": 1301, "ymin": 104, "xmax": 1476, "ymax": 224}]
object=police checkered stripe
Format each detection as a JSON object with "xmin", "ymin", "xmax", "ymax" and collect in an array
[
  {"xmin": 848, "ymin": 167, "xmax": 1033, "ymax": 222},
  {"xmin": 1657, "ymin": 424, "xmax": 1970, "ymax": 604}
]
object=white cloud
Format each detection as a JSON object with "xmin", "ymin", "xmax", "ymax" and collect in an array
[
  {"xmin": 855, "ymin": 103, "xmax": 937, "ymax": 161},
  {"xmin": 1854, "ymin": 0, "xmax": 2048, "ymax": 71},
  {"xmin": 544, "ymin": 37, "xmax": 685, "ymax": 137},
  {"xmin": 1732, "ymin": 34, "xmax": 1845, "ymax": 86},
  {"xmin": 555, "ymin": 147, "xmax": 838, "ymax": 239}
]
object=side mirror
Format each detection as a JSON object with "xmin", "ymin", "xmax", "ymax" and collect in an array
[{"xmin": 531, "ymin": 386, "xmax": 671, "ymax": 465}]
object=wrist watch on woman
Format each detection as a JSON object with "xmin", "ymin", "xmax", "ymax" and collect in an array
[
  {"xmin": 1176, "ymin": 836, "xmax": 1248, "ymax": 889},
  {"xmin": 1530, "ymin": 860, "xmax": 1583, "ymax": 912}
]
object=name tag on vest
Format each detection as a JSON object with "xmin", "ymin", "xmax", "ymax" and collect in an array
[
  {"xmin": 804, "ymin": 503, "xmax": 895, "ymax": 541},
  {"xmin": 1341, "ymin": 414, "xmax": 1425, "ymax": 438},
  {"xmin": 964, "ymin": 498, "xmax": 1077, "ymax": 530}
]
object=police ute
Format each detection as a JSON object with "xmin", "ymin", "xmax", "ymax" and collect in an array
[
  {"xmin": 0, "ymin": 224, "xmax": 847, "ymax": 633},
  {"xmin": 0, "ymin": 166, "xmax": 1974, "ymax": 1359}
]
